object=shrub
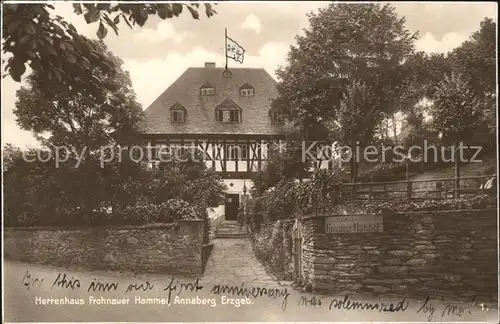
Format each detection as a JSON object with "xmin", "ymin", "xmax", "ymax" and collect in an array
[
  {"xmin": 252, "ymin": 221, "xmax": 293, "ymax": 280},
  {"xmin": 358, "ymin": 161, "xmax": 433, "ymax": 182},
  {"xmin": 162, "ymin": 198, "xmax": 201, "ymax": 221},
  {"xmin": 252, "ymin": 169, "xmax": 345, "ymax": 223},
  {"xmin": 117, "ymin": 201, "xmax": 160, "ymax": 225},
  {"xmin": 113, "ymin": 198, "xmax": 203, "ymax": 225},
  {"xmin": 4, "ymin": 144, "xmax": 225, "ymax": 227},
  {"xmin": 328, "ymin": 194, "xmax": 497, "ymax": 215},
  {"xmin": 253, "ymin": 230, "xmax": 272, "ymax": 262}
]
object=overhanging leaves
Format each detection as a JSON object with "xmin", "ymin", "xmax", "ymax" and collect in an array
[{"xmin": 3, "ymin": 3, "xmax": 217, "ymax": 84}]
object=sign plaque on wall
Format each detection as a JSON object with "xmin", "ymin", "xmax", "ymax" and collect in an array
[{"xmin": 325, "ymin": 215, "xmax": 383, "ymax": 233}]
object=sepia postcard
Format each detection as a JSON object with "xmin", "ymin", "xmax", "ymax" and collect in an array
[{"xmin": 1, "ymin": 1, "xmax": 498, "ymax": 322}]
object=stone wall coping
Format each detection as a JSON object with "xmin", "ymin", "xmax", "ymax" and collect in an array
[
  {"xmin": 301, "ymin": 208, "xmax": 498, "ymax": 221},
  {"xmin": 4, "ymin": 220, "xmax": 206, "ymax": 231},
  {"xmin": 262, "ymin": 220, "xmax": 295, "ymax": 225},
  {"xmin": 4, "ymin": 223, "xmax": 177, "ymax": 231}
]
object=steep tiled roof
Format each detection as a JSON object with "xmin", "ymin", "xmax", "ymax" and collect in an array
[{"xmin": 141, "ymin": 65, "xmax": 289, "ymax": 135}]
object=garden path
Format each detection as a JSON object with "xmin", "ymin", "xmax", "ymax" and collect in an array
[{"xmin": 201, "ymin": 238, "xmax": 282, "ymax": 287}]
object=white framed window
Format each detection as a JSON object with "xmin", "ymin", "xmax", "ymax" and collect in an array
[
  {"xmin": 201, "ymin": 87, "xmax": 215, "ymax": 96},
  {"xmin": 240, "ymin": 88, "xmax": 254, "ymax": 96}
]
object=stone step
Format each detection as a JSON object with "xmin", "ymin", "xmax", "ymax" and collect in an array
[
  {"xmin": 220, "ymin": 223, "xmax": 239, "ymax": 227},
  {"xmin": 215, "ymin": 233, "xmax": 248, "ymax": 239},
  {"xmin": 216, "ymin": 227, "xmax": 245, "ymax": 230},
  {"xmin": 215, "ymin": 222, "xmax": 248, "ymax": 237},
  {"xmin": 216, "ymin": 232, "xmax": 247, "ymax": 236}
]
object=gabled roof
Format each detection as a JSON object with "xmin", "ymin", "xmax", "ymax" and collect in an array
[
  {"xmin": 200, "ymin": 82, "xmax": 214, "ymax": 89},
  {"xmin": 216, "ymin": 98, "xmax": 241, "ymax": 110},
  {"xmin": 170, "ymin": 102, "xmax": 185, "ymax": 110},
  {"xmin": 140, "ymin": 65, "xmax": 290, "ymax": 135},
  {"xmin": 240, "ymin": 82, "xmax": 254, "ymax": 90}
]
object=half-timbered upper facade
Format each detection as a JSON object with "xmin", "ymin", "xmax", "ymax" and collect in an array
[{"xmin": 140, "ymin": 62, "xmax": 292, "ymax": 220}]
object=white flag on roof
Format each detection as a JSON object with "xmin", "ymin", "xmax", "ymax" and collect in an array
[{"xmin": 226, "ymin": 36, "xmax": 245, "ymax": 64}]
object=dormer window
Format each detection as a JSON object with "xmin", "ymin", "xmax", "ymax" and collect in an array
[
  {"xmin": 200, "ymin": 82, "xmax": 215, "ymax": 96},
  {"xmin": 270, "ymin": 109, "xmax": 285, "ymax": 124},
  {"xmin": 201, "ymin": 88, "xmax": 215, "ymax": 96},
  {"xmin": 216, "ymin": 110, "xmax": 240, "ymax": 123},
  {"xmin": 240, "ymin": 88, "xmax": 254, "ymax": 96},
  {"xmin": 216, "ymin": 98, "xmax": 242, "ymax": 124},
  {"xmin": 170, "ymin": 103, "xmax": 186, "ymax": 123},
  {"xmin": 240, "ymin": 83, "xmax": 254, "ymax": 96},
  {"xmin": 172, "ymin": 110, "xmax": 184, "ymax": 122}
]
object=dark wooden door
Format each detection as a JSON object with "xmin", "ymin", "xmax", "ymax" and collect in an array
[{"xmin": 224, "ymin": 194, "xmax": 239, "ymax": 221}]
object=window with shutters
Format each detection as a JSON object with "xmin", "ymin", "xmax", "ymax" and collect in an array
[
  {"xmin": 216, "ymin": 109, "xmax": 240, "ymax": 123},
  {"xmin": 170, "ymin": 103, "xmax": 186, "ymax": 123},
  {"xmin": 215, "ymin": 98, "xmax": 242, "ymax": 124}
]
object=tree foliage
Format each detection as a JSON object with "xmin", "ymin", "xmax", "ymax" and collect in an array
[
  {"xmin": 404, "ymin": 51, "xmax": 453, "ymax": 99},
  {"xmin": 14, "ymin": 41, "xmax": 144, "ymax": 152},
  {"xmin": 3, "ymin": 3, "xmax": 216, "ymax": 83},
  {"xmin": 251, "ymin": 130, "xmax": 311, "ymax": 194},
  {"xmin": 448, "ymin": 18, "xmax": 496, "ymax": 100},
  {"xmin": 402, "ymin": 105, "xmax": 434, "ymax": 149},
  {"xmin": 273, "ymin": 3, "xmax": 418, "ymax": 141},
  {"xmin": 149, "ymin": 150, "xmax": 226, "ymax": 210},
  {"xmin": 398, "ymin": 17, "xmax": 496, "ymax": 156},
  {"xmin": 251, "ymin": 169, "xmax": 344, "ymax": 222},
  {"xmin": 3, "ymin": 145, "xmax": 226, "ymax": 227},
  {"xmin": 325, "ymin": 80, "xmax": 377, "ymax": 181},
  {"xmin": 404, "ymin": 18, "xmax": 496, "ymax": 103},
  {"xmin": 327, "ymin": 80, "xmax": 375, "ymax": 144},
  {"xmin": 430, "ymin": 72, "xmax": 482, "ymax": 144},
  {"xmin": 271, "ymin": 3, "xmax": 419, "ymax": 183}
]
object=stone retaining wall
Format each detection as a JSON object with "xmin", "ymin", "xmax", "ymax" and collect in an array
[
  {"xmin": 4, "ymin": 220, "xmax": 205, "ymax": 276},
  {"xmin": 299, "ymin": 209, "xmax": 497, "ymax": 302}
]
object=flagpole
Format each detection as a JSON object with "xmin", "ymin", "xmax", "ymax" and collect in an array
[{"xmin": 224, "ymin": 28, "xmax": 228, "ymax": 70}]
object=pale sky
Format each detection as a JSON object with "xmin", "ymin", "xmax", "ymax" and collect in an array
[{"xmin": 2, "ymin": 1, "xmax": 498, "ymax": 148}]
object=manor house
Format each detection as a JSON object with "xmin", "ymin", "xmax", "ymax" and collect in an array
[{"xmin": 140, "ymin": 62, "xmax": 329, "ymax": 221}]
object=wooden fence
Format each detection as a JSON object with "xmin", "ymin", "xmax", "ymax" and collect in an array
[
  {"xmin": 245, "ymin": 175, "xmax": 496, "ymax": 232},
  {"xmin": 342, "ymin": 175, "xmax": 496, "ymax": 200}
]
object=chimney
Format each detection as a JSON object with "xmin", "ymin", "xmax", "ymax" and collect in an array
[{"xmin": 205, "ymin": 62, "xmax": 216, "ymax": 68}]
